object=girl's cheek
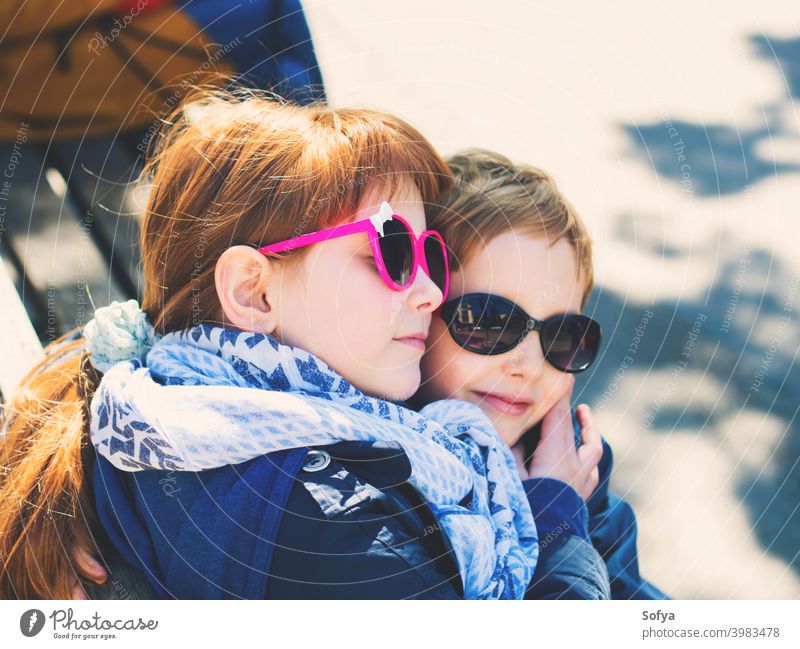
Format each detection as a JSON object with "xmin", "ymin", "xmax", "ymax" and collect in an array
[{"xmin": 337, "ymin": 268, "xmax": 381, "ymax": 308}]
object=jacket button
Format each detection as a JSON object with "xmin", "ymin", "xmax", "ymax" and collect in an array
[{"xmin": 302, "ymin": 449, "xmax": 331, "ymax": 472}]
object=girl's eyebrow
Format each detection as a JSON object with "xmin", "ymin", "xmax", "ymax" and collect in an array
[{"xmin": 344, "ymin": 230, "xmax": 372, "ymax": 252}]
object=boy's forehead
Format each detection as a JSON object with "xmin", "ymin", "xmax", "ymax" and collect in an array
[{"xmin": 453, "ymin": 231, "xmax": 585, "ymax": 315}]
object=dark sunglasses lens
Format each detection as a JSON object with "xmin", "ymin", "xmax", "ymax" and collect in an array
[
  {"xmin": 423, "ymin": 236, "xmax": 448, "ymax": 294},
  {"xmin": 447, "ymin": 295, "xmax": 528, "ymax": 354},
  {"xmin": 541, "ymin": 315, "xmax": 601, "ymax": 371},
  {"xmin": 378, "ymin": 218, "xmax": 414, "ymax": 286}
]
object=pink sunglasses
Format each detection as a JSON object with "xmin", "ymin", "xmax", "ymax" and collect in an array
[{"xmin": 257, "ymin": 202, "xmax": 450, "ymax": 300}]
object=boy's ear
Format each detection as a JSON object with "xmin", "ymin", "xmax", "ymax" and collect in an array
[{"xmin": 214, "ymin": 245, "xmax": 280, "ymax": 334}]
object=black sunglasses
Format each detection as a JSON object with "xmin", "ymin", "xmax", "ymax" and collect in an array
[{"xmin": 439, "ymin": 293, "xmax": 602, "ymax": 373}]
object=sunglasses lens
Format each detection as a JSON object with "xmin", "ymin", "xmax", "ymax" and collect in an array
[
  {"xmin": 377, "ymin": 218, "xmax": 414, "ymax": 286},
  {"xmin": 446, "ymin": 295, "xmax": 527, "ymax": 354},
  {"xmin": 541, "ymin": 315, "xmax": 601, "ymax": 371},
  {"xmin": 423, "ymin": 236, "xmax": 449, "ymax": 296}
]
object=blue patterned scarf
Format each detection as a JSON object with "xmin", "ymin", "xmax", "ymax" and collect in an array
[{"xmin": 90, "ymin": 324, "xmax": 539, "ymax": 599}]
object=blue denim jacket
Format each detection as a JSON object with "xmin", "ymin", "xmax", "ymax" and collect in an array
[
  {"xmin": 92, "ymin": 439, "xmax": 611, "ymax": 599},
  {"xmin": 45, "ymin": 327, "xmax": 608, "ymax": 599},
  {"xmin": 586, "ymin": 438, "xmax": 669, "ymax": 599},
  {"xmin": 521, "ymin": 411, "xmax": 668, "ymax": 599}
]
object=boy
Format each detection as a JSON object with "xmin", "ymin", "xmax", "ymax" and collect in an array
[{"xmin": 413, "ymin": 148, "xmax": 668, "ymax": 599}]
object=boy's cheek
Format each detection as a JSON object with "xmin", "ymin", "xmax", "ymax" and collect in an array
[
  {"xmin": 529, "ymin": 372, "xmax": 574, "ymax": 423},
  {"xmin": 420, "ymin": 348, "xmax": 483, "ymax": 404},
  {"xmin": 418, "ymin": 344, "xmax": 457, "ymax": 401},
  {"xmin": 526, "ymin": 402, "xmax": 552, "ymax": 429}
]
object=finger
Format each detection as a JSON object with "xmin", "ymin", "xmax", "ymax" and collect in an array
[
  {"xmin": 575, "ymin": 403, "xmax": 592, "ymax": 429},
  {"xmin": 577, "ymin": 405, "xmax": 602, "ymax": 466},
  {"xmin": 539, "ymin": 393, "xmax": 573, "ymax": 449},
  {"xmin": 556, "ymin": 377, "xmax": 576, "ymax": 433},
  {"xmin": 71, "ymin": 544, "xmax": 107, "ymax": 584},
  {"xmin": 577, "ymin": 438, "xmax": 602, "ymax": 472},
  {"xmin": 576, "ymin": 403, "xmax": 595, "ymax": 436},
  {"xmin": 583, "ymin": 466, "xmax": 600, "ymax": 499}
]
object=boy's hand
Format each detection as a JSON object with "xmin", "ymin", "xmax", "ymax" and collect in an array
[
  {"xmin": 68, "ymin": 543, "xmax": 108, "ymax": 599},
  {"xmin": 516, "ymin": 379, "xmax": 602, "ymax": 501}
]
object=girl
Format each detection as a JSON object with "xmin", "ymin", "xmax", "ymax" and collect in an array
[{"xmin": 0, "ymin": 89, "xmax": 608, "ymax": 599}]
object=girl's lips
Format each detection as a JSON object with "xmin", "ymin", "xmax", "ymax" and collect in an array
[
  {"xmin": 395, "ymin": 337, "xmax": 426, "ymax": 351},
  {"xmin": 472, "ymin": 391, "xmax": 533, "ymax": 417}
]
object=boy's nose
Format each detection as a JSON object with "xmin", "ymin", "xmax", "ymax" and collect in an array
[{"xmin": 504, "ymin": 331, "xmax": 547, "ymax": 380}]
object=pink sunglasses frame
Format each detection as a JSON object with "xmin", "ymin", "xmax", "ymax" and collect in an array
[{"xmin": 256, "ymin": 203, "xmax": 450, "ymax": 300}]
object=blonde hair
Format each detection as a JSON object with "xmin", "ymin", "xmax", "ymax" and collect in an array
[
  {"xmin": 0, "ymin": 85, "xmax": 452, "ymax": 598},
  {"xmin": 427, "ymin": 148, "xmax": 594, "ymax": 307}
]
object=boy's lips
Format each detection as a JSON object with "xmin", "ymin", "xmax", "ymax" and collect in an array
[{"xmin": 471, "ymin": 390, "xmax": 533, "ymax": 416}]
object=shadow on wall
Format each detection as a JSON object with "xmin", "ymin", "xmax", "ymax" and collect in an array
[
  {"xmin": 589, "ymin": 30, "xmax": 800, "ymax": 580},
  {"xmin": 621, "ymin": 34, "xmax": 800, "ymax": 196},
  {"xmin": 577, "ymin": 241, "xmax": 799, "ymax": 578}
]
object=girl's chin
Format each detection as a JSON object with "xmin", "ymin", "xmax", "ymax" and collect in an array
[{"xmin": 374, "ymin": 376, "xmax": 420, "ymax": 403}]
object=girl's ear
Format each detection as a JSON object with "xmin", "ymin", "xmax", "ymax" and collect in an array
[{"xmin": 215, "ymin": 246, "xmax": 280, "ymax": 334}]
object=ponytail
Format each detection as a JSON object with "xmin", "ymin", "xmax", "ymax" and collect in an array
[{"xmin": 0, "ymin": 330, "xmax": 101, "ymax": 599}]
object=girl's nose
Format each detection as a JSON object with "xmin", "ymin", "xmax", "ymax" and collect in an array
[{"xmin": 406, "ymin": 266, "xmax": 444, "ymax": 314}]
